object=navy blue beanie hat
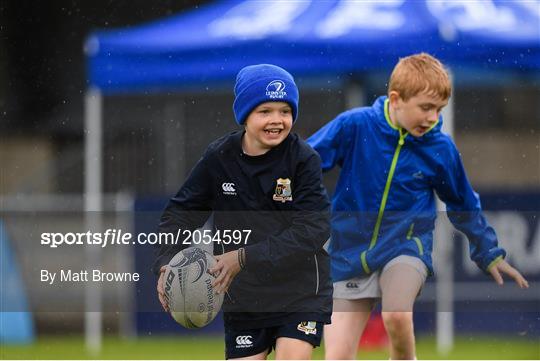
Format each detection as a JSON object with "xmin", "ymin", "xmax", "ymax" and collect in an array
[{"xmin": 233, "ymin": 64, "xmax": 299, "ymax": 125}]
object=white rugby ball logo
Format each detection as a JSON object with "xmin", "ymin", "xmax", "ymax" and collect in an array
[
  {"xmin": 266, "ymin": 80, "xmax": 285, "ymax": 92},
  {"xmin": 266, "ymin": 80, "xmax": 287, "ymax": 99}
]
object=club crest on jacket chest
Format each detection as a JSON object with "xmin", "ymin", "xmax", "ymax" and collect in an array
[{"xmin": 273, "ymin": 178, "xmax": 292, "ymax": 203}]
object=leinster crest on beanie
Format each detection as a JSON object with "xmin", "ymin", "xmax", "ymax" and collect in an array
[{"xmin": 233, "ymin": 64, "xmax": 299, "ymax": 125}]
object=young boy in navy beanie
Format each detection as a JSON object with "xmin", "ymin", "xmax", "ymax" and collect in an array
[{"xmin": 154, "ymin": 64, "xmax": 333, "ymax": 359}]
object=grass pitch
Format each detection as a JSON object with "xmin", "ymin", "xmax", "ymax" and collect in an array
[{"xmin": 1, "ymin": 334, "xmax": 539, "ymax": 359}]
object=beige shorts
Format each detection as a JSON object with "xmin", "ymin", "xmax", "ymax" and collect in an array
[{"xmin": 333, "ymin": 255, "xmax": 428, "ymax": 300}]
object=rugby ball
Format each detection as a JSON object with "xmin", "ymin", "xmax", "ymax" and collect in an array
[{"xmin": 163, "ymin": 247, "xmax": 224, "ymax": 328}]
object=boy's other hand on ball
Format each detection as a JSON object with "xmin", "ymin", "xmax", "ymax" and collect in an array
[{"xmin": 210, "ymin": 250, "xmax": 241, "ymax": 294}]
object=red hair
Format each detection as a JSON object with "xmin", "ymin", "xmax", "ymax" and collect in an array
[{"xmin": 388, "ymin": 53, "xmax": 451, "ymax": 101}]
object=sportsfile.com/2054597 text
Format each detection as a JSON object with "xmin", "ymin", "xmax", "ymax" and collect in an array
[{"xmin": 40, "ymin": 228, "xmax": 252, "ymax": 248}]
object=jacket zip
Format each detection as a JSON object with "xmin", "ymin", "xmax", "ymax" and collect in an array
[
  {"xmin": 406, "ymin": 223, "xmax": 424, "ymax": 256},
  {"xmin": 361, "ymin": 101, "xmax": 408, "ymax": 274},
  {"xmin": 314, "ymin": 254, "xmax": 320, "ymax": 294}
]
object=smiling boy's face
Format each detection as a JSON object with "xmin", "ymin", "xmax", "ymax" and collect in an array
[
  {"xmin": 242, "ymin": 101, "xmax": 293, "ymax": 155},
  {"xmin": 389, "ymin": 90, "xmax": 449, "ymax": 137}
]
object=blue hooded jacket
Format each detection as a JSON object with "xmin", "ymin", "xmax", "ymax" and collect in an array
[{"xmin": 308, "ymin": 96, "xmax": 505, "ymax": 282}]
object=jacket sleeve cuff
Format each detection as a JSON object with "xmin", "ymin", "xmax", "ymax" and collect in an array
[{"xmin": 480, "ymin": 248, "xmax": 506, "ymax": 273}]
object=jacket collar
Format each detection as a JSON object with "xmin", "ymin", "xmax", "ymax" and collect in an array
[{"xmin": 373, "ymin": 96, "xmax": 443, "ymax": 143}]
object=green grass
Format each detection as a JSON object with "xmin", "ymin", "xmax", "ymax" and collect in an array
[{"xmin": 1, "ymin": 335, "xmax": 539, "ymax": 360}]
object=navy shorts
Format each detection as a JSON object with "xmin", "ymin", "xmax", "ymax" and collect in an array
[{"xmin": 224, "ymin": 321, "xmax": 324, "ymax": 359}]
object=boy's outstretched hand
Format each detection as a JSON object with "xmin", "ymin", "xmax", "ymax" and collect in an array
[
  {"xmin": 210, "ymin": 250, "xmax": 241, "ymax": 294},
  {"xmin": 489, "ymin": 259, "xmax": 529, "ymax": 288}
]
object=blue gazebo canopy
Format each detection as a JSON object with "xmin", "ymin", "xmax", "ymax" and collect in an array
[{"xmin": 86, "ymin": 0, "xmax": 540, "ymax": 94}]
